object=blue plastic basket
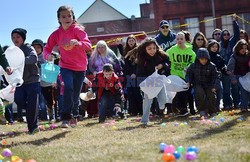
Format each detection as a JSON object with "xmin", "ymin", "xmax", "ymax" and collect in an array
[{"xmin": 41, "ymin": 63, "xmax": 60, "ymax": 83}]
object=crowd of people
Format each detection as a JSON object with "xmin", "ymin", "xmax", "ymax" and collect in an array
[{"xmin": 0, "ymin": 6, "xmax": 249, "ymax": 132}]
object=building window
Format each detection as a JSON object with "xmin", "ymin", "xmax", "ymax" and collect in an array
[
  {"xmin": 169, "ymin": 19, "xmax": 180, "ymax": 33},
  {"xmin": 238, "ymin": 13, "xmax": 250, "ymax": 35},
  {"xmin": 97, "ymin": 27, "xmax": 104, "ymax": 32},
  {"xmin": 185, "ymin": 17, "xmax": 199, "ymax": 37},
  {"xmin": 204, "ymin": 16, "xmax": 215, "ymax": 39},
  {"xmin": 221, "ymin": 15, "xmax": 233, "ymax": 33}
]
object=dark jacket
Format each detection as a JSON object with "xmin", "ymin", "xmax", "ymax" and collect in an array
[
  {"xmin": 123, "ymin": 57, "xmax": 137, "ymax": 87},
  {"xmin": 209, "ymin": 51, "xmax": 227, "ymax": 77},
  {"xmin": 219, "ymin": 20, "xmax": 240, "ymax": 64},
  {"xmin": 0, "ymin": 45, "xmax": 10, "ymax": 70},
  {"xmin": 136, "ymin": 52, "xmax": 170, "ymax": 84},
  {"xmin": 227, "ymin": 53, "xmax": 250, "ymax": 80},
  {"xmin": 20, "ymin": 43, "xmax": 39, "ymax": 84},
  {"xmin": 186, "ymin": 50, "xmax": 218, "ymax": 89},
  {"xmin": 155, "ymin": 31, "xmax": 176, "ymax": 51}
]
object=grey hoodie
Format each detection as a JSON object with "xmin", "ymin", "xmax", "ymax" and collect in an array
[{"xmin": 19, "ymin": 43, "xmax": 40, "ymax": 84}]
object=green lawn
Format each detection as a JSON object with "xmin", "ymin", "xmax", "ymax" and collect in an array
[{"xmin": 0, "ymin": 111, "xmax": 250, "ymax": 162}]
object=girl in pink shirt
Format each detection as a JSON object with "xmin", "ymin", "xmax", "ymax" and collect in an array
[{"xmin": 43, "ymin": 5, "xmax": 92, "ymax": 128}]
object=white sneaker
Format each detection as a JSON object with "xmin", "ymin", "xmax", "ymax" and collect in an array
[{"xmin": 61, "ymin": 120, "xmax": 70, "ymax": 128}]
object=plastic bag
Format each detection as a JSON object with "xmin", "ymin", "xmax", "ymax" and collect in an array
[
  {"xmin": 0, "ymin": 85, "xmax": 16, "ymax": 102},
  {"xmin": 4, "ymin": 46, "xmax": 25, "ymax": 86},
  {"xmin": 165, "ymin": 90, "xmax": 177, "ymax": 103},
  {"xmin": 139, "ymin": 70, "xmax": 166, "ymax": 99},
  {"xmin": 239, "ymin": 72, "xmax": 250, "ymax": 92},
  {"xmin": 163, "ymin": 75, "xmax": 189, "ymax": 92}
]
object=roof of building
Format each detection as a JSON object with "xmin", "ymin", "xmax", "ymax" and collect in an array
[{"xmin": 77, "ymin": 0, "xmax": 128, "ymax": 24}]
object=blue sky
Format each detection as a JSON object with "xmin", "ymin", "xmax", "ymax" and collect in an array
[{"xmin": 0, "ymin": 0, "xmax": 146, "ymax": 46}]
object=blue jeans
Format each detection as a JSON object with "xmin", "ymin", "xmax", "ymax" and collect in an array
[
  {"xmin": 141, "ymin": 87, "xmax": 167, "ymax": 124},
  {"xmin": 221, "ymin": 74, "xmax": 239, "ymax": 108},
  {"xmin": 98, "ymin": 91, "xmax": 115, "ymax": 118},
  {"xmin": 58, "ymin": 95, "xmax": 63, "ymax": 117},
  {"xmin": 60, "ymin": 68, "xmax": 85, "ymax": 120},
  {"xmin": 14, "ymin": 82, "xmax": 40, "ymax": 133},
  {"xmin": 39, "ymin": 92, "xmax": 48, "ymax": 120},
  {"xmin": 238, "ymin": 77, "xmax": 250, "ymax": 109},
  {"xmin": 5, "ymin": 104, "xmax": 13, "ymax": 123}
]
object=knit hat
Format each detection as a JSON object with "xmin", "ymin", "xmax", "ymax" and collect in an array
[
  {"xmin": 196, "ymin": 48, "xmax": 210, "ymax": 60},
  {"xmin": 11, "ymin": 28, "xmax": 27, "ymax": 41},
  {"xmin": 159, "ymin": 20, "xmax": 169, "ymax": 27},
  {"xmin": 32, "ymin": 39, "xmax": 44, "ymax": 50}
]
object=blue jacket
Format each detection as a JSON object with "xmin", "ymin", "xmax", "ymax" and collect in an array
[
  {"xmin": 155, "ymin": 31, "xmax": 176, "ymax": 51},
  {"xmin": 219, "ymin": 20, "xmax": 240, "ymax": 64}
]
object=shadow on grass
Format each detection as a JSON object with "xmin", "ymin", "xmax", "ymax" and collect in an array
[
  {"xmin": 0, "ymin": 130, "xmax": 24, "ymax": 139},
  {"xmin": 117, "ymin": 123, "xmax": 156, "ymax": 131},
  {"xmin": 85, "ymin": 122, "xmax": 99, "ymax": 127},
  {"xmin": 2, "ymin": 131, "xmax": 70, "ymax": 147},
  {"xmin": 188, "ymin": 112, "xmax": 249, "ymax": 140}
]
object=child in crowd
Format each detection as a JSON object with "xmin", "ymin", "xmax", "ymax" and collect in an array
[
  {"xmin": 124, "ymin": 35, "xmax": 143, "ymax": 116},
  {"xmin": 136, "ymin": 37, "xmax": 170, "ymax": 126},
  {"xmin": 227, "ymin": 39, "xmax": 250, "ymax": 112},
  {"xmin": 11, "ymin": 28, "xmax": 40, "ymax": 134},
  {"xmin": 87, "ymin": 63, "xmax": 123, "ymax": 123},
  {"xmin": 207, "ymin": 40, "xmax": 227, "ymax": 111},
  {"xmin": 32, "ymin": 39, "xmax": 54, "ymax": 121},
  {"xmin": 166, "ymin": 32, "xmax": 196, "ymax": 116},
  {"xmin": 186, "ymin": 48, "xmax": 218, "ymax": 118},
  {"xmin": 43, "ymin": 5, "xmax": 92, "ymax": 128}
]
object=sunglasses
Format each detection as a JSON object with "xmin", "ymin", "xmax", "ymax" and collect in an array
[
  {"xmin": 223, "ymin": 33, "xmax": 230, "ymax": 36},
  {"xmin": 161, "ymin": 26, "xmax": 169, "ymax": 29},
  {"xmin": 214, "ymin": 33, "xmax": 220, "ymax": 36},
  {"xmin": 196, "ymin": 38, "xmax": 204, "ymax": 41}
]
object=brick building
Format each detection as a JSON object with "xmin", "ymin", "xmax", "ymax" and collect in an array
[
  {"xmin": 78, "ymin": 0, "xmax": 250, "ymax": 40},
  {"xmin": 151, "ymin": 0, "xmax": 250, "ymax": 38}
]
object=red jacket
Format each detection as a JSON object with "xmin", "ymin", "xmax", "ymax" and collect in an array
[{"xmin": 92, "ymin": 71, "xmax": 122, "ymax": 101}]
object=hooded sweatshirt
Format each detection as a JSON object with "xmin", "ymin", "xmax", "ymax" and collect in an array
[
  {"xmin": 207, "ymin": 40, "xmax": 227, "ymax": 76},
  {"xmin": 166, "ymin": 44, "xmax": 196, "ymax": 79},
  {"xmin": 20, "ymin": 43, "xmax": 40, "ymax": 84},
  {"xmin": 43, "ymin": 23, "xmax": 92, "ymax": 71},
  {"xmin": 155, "ymin": 31, "xmax": 176, "ymax": 51},
  {"xmin": 186, "ymin": 48, "xmax": 218, "ymax": 89}
]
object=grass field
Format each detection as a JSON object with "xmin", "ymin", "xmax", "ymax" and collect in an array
[{"xmin": 0, "ymin": 111, "xmax": 249, "ymax": 162}]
